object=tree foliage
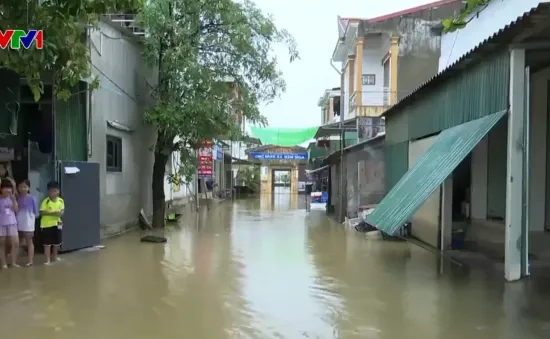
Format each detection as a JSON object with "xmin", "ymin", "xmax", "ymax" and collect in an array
[
  {"xmin": 442, "ymin": 0, "xmax": 492, "ymax": 33},
  {"xmin": 139, "ymin": 0, "xmax": 298, "ymax": 225},
  {"xmin": 235, "ymin": 166, "xmax": 260, "ymax": 193},
  {"xmin": 140, "ymin": 0, "xmax": 298, "ymax": 150},
  {"xmin": 280, "ymin": 173, "xmax": 290, "ymax": 186},
  {"xmin": 0, "ymin": 0, "xmax": 141, "ymax": 101}
]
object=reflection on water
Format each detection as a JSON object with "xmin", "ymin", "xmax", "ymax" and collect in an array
[
  {"xmin": 260, "ymin": 187, "xmax": 300, "ymax": 211},
  {"xmin": 1, "ymin": 196, "xmax": 550, "ymax": 339}
]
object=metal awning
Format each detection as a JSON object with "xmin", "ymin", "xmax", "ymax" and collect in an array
[
  {"xmin": 366, "ymin": 110, "xmax": 507, "ymax": 234},
  {"xmin": 313, "ymin": 117, "xmax": 357, "ymax": 139},
  {"xmin": 307, "ymin": 165, "xmax": 329, "ymax": 174},
  {"xmin": 322, "ymin": 133, "xmax": 385, "ymax": 166}
]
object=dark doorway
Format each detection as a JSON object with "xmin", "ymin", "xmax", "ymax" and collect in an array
[{"xmin": 452, "ymin": 154, "xmax": 472, "ymax": 222}]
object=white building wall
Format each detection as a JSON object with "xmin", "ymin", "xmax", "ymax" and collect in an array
[
  {"xmin": 231, "ymin": 141, "xmax": 248, "ymax": 160},
  {"xmin": 439, "ymin": 0, "xmax": 543, "ymax": 71},
  {"xmin": 362, "ymin": 36, "xmax": 389, "ymax": 106},
  {"xmin": 164, "ymin": 150, "xmax": 194, "ymax": 203},
  {"xmin": 343, "ymin": 61, "xmax": 350, "ymax": 119},
  {"xmin": 88, "ymin": 20, "xmax": 157, "ymax": 236}
]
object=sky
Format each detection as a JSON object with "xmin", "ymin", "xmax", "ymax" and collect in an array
[{"xmin": 252, "ymin": 0, "xmax": 440, "ymax": 129}]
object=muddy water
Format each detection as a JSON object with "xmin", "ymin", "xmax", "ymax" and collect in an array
[{"xmin": 1, "ymin": 195, "xmax": 550, "ymax": 339}]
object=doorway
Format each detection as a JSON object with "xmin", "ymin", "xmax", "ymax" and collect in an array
[
  {"xmin": 452, "ymin": 154, "xmax": 472, "ymax": 222},
  {"xmin": 272, "ymin": 169, "xmax": 291, "ymax": 194}
]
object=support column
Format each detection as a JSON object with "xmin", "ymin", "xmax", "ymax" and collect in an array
[
  {"xmin": 440, "ymin": 176, "xmax": 453, "ymax": 251},
  {"xmin": 340, "ymin": 69, "xmax": 345, "ymax": 118},
  {"xmin": 348, "ymin": 56, "xmax": 355, "ymax": 118},
  {"xmin": 290, "ymin": 166, "xmax": 298, "ymax": 194},
  {"xmin": 505, "ymin": 48, "xmax": 526, "ymax": 281},
  {"xmin": 389, "ymin": 36, "xmax": 399, "ymax": 105},
  {"xmin": 355, "ymin": 37, "xmax": 364, "ymax": 110}
]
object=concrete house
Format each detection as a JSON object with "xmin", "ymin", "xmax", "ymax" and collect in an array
[
  {"xmin": 332, "ymin": 0, "xmax": 462, "ymax": 120},
  {"xmin": 366, "ymin": 0, "xmax": 550, "ymax": 282},
  {"xmin": 87, "ymin": 16, "xmax": 159, "ymax": 236}
]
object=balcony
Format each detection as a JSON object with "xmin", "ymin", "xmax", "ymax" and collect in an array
[
  {"xmin": 103, "ymin": 13, "xmax": 145, "ymax": 37},
  {"xmin": 349, "ymin": 87, "xmax": 393, "ymax": 118}
]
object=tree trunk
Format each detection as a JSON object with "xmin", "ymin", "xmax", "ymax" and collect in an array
[{"xmin": 152, "ymin": 143, "xmax": 170, "ymax": 229}]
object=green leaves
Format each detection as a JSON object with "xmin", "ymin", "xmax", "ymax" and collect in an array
[
  {"xmin": 442, "ymin": 0, "xmax": 492, "ymax": 33},
  {"xmin": 0, "ymin": 0, "xmax": 142, "ymax": 101},
  {"xmin": 141, "ymin": 0, "xmax": 297, "ymax": 170}
]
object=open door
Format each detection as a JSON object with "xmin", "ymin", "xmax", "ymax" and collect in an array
[{"xmin": 59, "ymin": 161, "xmax": 100, "ymax": 252}]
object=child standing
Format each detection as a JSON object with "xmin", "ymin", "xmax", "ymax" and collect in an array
[
  {"xmin": 40, "ymin": 181, "xmax": 64, "ymax": 265},
  {"xmin": 0, "ymin": 179, "xmax": 19, "ymax": 268},
  {"xmin": 16, "ymin": 180, "xmax": 38, "ymax": 267}
]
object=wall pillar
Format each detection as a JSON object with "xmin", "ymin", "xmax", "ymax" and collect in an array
[
  {"xmin": 471, "ymin": 137, "xmax": 488, "ymax": 220},
  {"xmin": 290, "ymin": 166, "xmax": 297, "ymax": 194},
  {"xmin": 340, "ymin": 68, "xmax": 345, "ymax": 119},
  {"xmin": 389, "ymin": 36, "xmax": 399, "ymax": 105},
  {"xmin": 348, "ymin": 56, "xmax": 355, "ymax": 118},
  {"xmin": 261, "ymin": 165, "xmax": 272, "ymax": 194},
  {"xmin": 355, "ymin": 37, "xmax": 364, "ymax": 109},
  {"xmin": 505, "ymin": 48, "xmax": 526, "ymax": 281}
]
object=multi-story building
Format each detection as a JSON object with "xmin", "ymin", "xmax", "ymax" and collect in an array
[
  {"xmin": 332, "ymin": 0, "xmax": 462, "ymax": 120},
  {"xmin": 368, "ymin": 0, "xmax": 550, "ymax": 282},
  {"xmin": 318, "ymin": 88, "xmax": 341, "ymax": 125}
]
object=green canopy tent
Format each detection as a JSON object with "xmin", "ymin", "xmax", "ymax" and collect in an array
[{"xmin": 250, "ymin": 126, "xmax": 318, "ymax": 146}]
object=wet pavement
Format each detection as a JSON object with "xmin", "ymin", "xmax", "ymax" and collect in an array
[{"xmin": 1, "ymin": 193, "xmax": 550, "ymax": 339}]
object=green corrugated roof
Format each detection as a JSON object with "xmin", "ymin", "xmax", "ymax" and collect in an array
[{"xmin": 366, "ymin": 110, "xmax": 507, "ymax": 234}]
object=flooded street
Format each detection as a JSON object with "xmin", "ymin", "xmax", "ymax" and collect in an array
[{"xmin": 1, "ymin": 195, "xmax": 550, "ymax": 339}]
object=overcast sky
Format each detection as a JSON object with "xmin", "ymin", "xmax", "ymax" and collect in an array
[{"xmin": 253, "ymin": 0, "xmax": 439, "ymax": 128}]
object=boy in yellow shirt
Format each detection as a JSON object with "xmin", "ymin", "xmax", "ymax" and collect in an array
[{"xmin": 40, "ymin": 181, "xmax": 64, "ymax": 265}]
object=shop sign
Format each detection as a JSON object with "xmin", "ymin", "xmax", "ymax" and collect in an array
[
  {"xmin": 198, "ymin": 141, "xmax": 213, "ymax": 178},
  {"xmin": 249, "ymin": 152, "xmax": 308, "ymax": 160}
]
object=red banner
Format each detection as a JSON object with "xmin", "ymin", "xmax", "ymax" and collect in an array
[{"xmin": 198, "ymin": 141, "xmax": 213, "ymax": 178}]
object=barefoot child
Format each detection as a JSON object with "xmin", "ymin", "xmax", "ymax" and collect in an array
[
  {"xmin": 0, "ymin": 179, "xmax": 19, "ymax": 268},
  {"xmin": 17, "ymin": 180, "xmax": 38, "ymax": 266},
  {"xmin": 40, "ymin": 181, "xmax": 64, "ymax": 265}
]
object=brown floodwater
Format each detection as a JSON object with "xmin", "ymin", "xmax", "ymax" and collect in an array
[{"xmin": 1, "ymin": 193, "xmax": 550, "ymax": 339}]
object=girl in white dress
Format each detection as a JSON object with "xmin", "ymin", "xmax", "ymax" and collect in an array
[{"xmin": 16, "ymin": 180, "xmax": 38, "ymax": 266}]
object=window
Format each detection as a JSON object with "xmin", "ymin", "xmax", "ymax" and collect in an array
[{"xmin": 106, "ymin": 135, "xmax": 122, "ymax": 172}]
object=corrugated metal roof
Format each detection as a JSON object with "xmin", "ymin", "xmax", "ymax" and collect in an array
[
  {"xmin": 321, "ymin": 133, "xmax": 386, "ymax": 166},
  {"xmin": 367, "ymin": 0, "xmax": 460, "ymax": 24},
  {"xmin": 366, "ymin": 110, "xmax": 507, "ymax": 235},
  {"xmin": 313, "ymin": 117, "xmax": 358, "ymax": 139},
  {"xmin": 383, "ymin": 3, "xmax": 550, "ymax": 118}
]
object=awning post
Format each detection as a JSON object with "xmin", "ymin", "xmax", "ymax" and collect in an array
[
  {"xmin": 505, "ymin": 48, "xmax": 526, "ymax": 282},
  {"xmin": 440, "ymin": 176, "xmax": 453, "ymax": 251}
]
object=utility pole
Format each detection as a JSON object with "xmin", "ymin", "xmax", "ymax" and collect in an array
[{"xmin": 195, "ymin": 148, "xmax": 200, "ymax": 211}]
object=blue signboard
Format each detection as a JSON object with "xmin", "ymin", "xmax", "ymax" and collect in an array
[
  {"xmin": 213, "ymin": 143, "xmax": 223, "ymax": 161},
  {"xmin": 250, "ymin": 152, "xmax": 308, "ymax": 161}
]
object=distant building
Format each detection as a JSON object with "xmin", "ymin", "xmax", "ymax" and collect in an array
[
  {"xmin": 332, "ymin": 0, "xmax": 462, "ymax": 119},
  {"xmin": 317, "ymin": 88, "xmax": 341, "ymax": 125}
]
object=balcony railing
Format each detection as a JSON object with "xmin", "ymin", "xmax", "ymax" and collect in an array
[
  {"xmin": 103, "ymin": 13, "xmax": 145, "ymax": 37},
  {"xmin": 346, "ymin": 89, "xmax": 414, "ymax": 117}
]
